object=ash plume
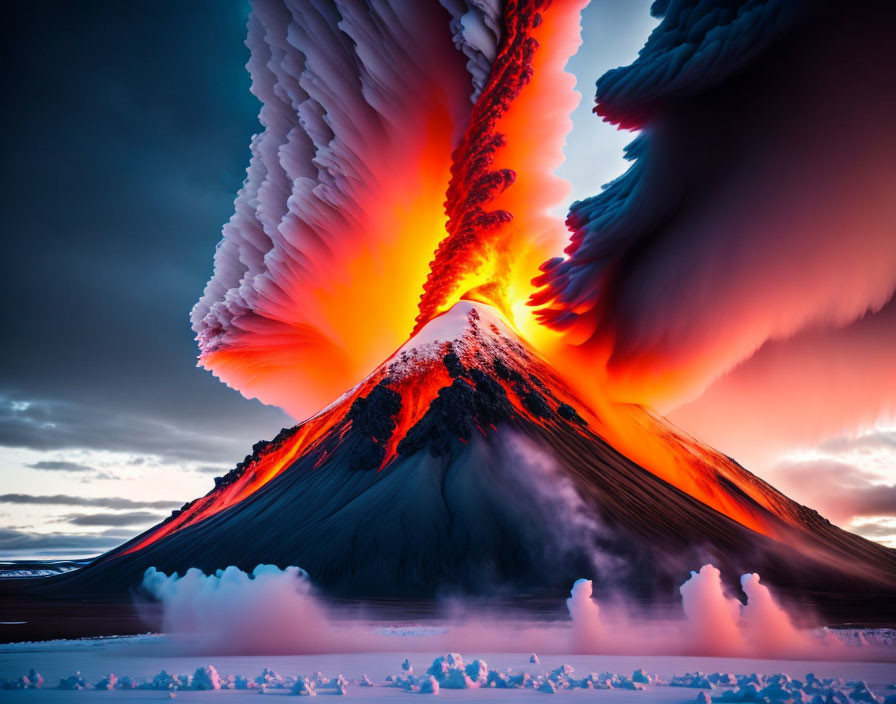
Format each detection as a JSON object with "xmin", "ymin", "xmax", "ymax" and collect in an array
[{"xmin": 533, "ymin": 0, "xmax": 896, "ymax": 443}]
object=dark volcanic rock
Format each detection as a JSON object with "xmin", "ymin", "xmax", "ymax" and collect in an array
[
  {"xmin": 557, "ymin": 402, "xmax": 585, "ymax": 424},
  {"xmin": 493, "ymin": 356, "xmax": 525, "ymax": 384},
  {"xmin": 343, "ymin": 381, "xmax": 402, "ymax": 470},
  {"xmin": 442, "ymin": 351, "xmax": 465, "ymax": 377},
  {"xmin": 521, "ymin": 389, "xmax": 553, "ymax": 418}
]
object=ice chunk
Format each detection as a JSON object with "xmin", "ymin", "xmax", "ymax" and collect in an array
[
  {"xmin": 426, "ymin": 652, "xmax": 473, "ymax": 688},
  {"xmin": 851, "ymin": 683, "xmax": 882, "ymax": 704},
  {"xmin": 94, "ymin": 673, "xmax": 118, "ymax": 690},
  {"xmin": 115, "ymin": 676, "xmax": 137, "ymax": 690},
  {"xmin": 192, "ymin": 665, "xmax": 221, "ymax": 690},
  {"xmin": 419, "ymin": 676, "xmax": 440, "ymax": 694},
  {"xmin": 428, "ymin": 653, "xmax": 465, "ymax": 678},
  {"xmin": 529, "ymin": 653, "xmax": 540, "ymax": 664},
  {"xmin": 711, "ymin": 673, "xmax": 738, "ymax": 687},
  {"xmin": 57, "ymin": 673, "xmax": 87, "ymax": 690},
  {"xmin": 256, "ymin": 668, "xmax": 286, "ymax": 688},
  {"xmin": 508, "ymin": 672, "xmax": 534, "ymax": 689},
  {"xmin": 487, "ymin": 670, "xmax": 511, "ymax": 688},
  {"xmin": 442, "ymin": 669, "xmax": 475, "ymax": 689},
  {"xmin": 10, "ymin": 672, "xmax": 41, "ymax": 689},
  {"xmin": 538, "ymin": 679, "xmax": 558, "ymax": 693},
  {"xmin": 633, "ymin": 668, "xmax": 651, "ymax": 684},
  {"xmin": 549, "ymin": 664, "xmax": 575, "ymax": 683},
  {"xmin": 615, "ymin": 677, "xmax": 647, "ymax": 691},
  {"xmin": 465, "ymin": 659, "xmax": 488, "ymax": 685},
  {"xmin": 394, "ymin": 675, "xmax": 414, "ymax": 691},
  {"xmin": 290, "ymin": 677, "xmax": 316, "ymax": 696},
  {"xmin": 672, "ymin": 672, "xmax": 714, "ymax": 689}
]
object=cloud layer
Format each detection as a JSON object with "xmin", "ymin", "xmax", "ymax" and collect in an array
[{"xmin": 0, "ymin": 494, "xmax": 180, "ymax": 510}]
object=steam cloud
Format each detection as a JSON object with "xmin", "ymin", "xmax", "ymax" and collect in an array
[
  {"xmin": 679, "ymin": 565, "xmax": 743, "ymax": 654},
  {"xmin": 534, "ymin": 0, "xmax": 896, "ymax": 450},
  {"xmin": 143, "ymin": 563, "xmax": 854, "ymax": 659},
  {"xmin": 569, "ymin": 566, "xmax": 816, "ymax": 658},
  {"xmin": 566, "ymin": 578, "xmax": 601, "ymax": 651},
  {"xmin": 143, "ymin": 565, "xmax": 333, "ymax": 654}
]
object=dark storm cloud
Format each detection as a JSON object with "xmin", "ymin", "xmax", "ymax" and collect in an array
[
  {"xmin": 0, "ymin": 1, "xmax": 291, "ymax": 469},
  {"xmin": 194, "ymin": 465, "xmax": 229, "ymax": 475},
  {"xmin": 535, "ymin": 0, "xmax": 896, "ymax": 449},
  {"xmin": 63, "ymin": 511, "xmax": 163, "ymax": 528},
  {"xmin": 26, "ymin": 460, "xmax": 96, "ymax": 472},
  {"xmin": 0, "ymin": 494, "xmax": 180, "ymax": 511}
]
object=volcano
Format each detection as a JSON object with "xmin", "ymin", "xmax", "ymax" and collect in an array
[{"xmin": 27, "ymin": 302, "xmax": 896, "ymax": 622}]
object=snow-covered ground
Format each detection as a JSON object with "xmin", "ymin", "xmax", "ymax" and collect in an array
[{"xmin": 1, "ymin": 633, "xmax": 895, "ymax": 702}]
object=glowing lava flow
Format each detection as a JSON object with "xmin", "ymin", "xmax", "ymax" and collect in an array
[{"xmin": 121, "ymin": 401, "xmax": 348, "ymax": 556}]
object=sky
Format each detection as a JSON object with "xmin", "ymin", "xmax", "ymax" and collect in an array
[{"xmin": 0, "ymin": 0, "xmax": 893, "ymax": 559}]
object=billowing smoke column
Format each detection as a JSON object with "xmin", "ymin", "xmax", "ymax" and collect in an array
[
  {"xmin": 191, "ymin": 0, "xmax": 500, "ymax": 420},
  {"xmin": 533, "ymin": 0, "xmax": 896, "ymax": 451}
]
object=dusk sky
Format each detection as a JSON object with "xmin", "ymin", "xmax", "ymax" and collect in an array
[{"xmin": 1, "ymin": 0, "xmax": 893, "ymax": 560}]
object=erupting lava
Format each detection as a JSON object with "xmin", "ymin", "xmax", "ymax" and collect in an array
[{"xmin": 416, "ymin": 0, "xmax": 585, "ymax": 338}]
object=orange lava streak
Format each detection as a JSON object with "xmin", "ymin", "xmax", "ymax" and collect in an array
[
  {"xmin": 378, "ymin": 360, "xmax": 454, "ymax": 469},
  {"xmin": 119, "ymin": 381, "xmax": 376, "ymax": 556}
]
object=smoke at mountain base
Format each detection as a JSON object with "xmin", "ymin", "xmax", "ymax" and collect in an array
[{"xmin": 142, "ymin": 563, "xmax": 849, "ymax": 658}]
